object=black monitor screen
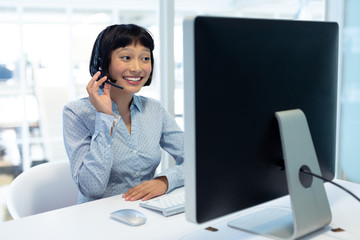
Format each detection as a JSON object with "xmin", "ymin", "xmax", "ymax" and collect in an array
[{"xmin": 183, "ymin": 16, "xmax": 338, "ymax": 224}]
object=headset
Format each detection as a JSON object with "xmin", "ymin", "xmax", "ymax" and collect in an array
[{"xmin": 89, "ymin": 29, "xmax": 124, "ymax": 90}]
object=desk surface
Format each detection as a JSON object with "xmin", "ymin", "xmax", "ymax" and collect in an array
[{"xmin": 1, "ymin": 179, "xmax": 360, "ymax": 240}]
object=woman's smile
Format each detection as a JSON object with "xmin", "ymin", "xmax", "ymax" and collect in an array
[{"xmin": 123, "ymin": 76, "xmax": 143, "ymax": 85}]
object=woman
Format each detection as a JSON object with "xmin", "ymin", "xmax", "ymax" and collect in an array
[{"xmin": 63, "ymin": 24, "xmax": 184, "ymax": 203}]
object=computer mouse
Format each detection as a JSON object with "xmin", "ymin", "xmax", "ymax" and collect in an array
[{"xmin": 110, "ymin": 209, "xmax": 147, "ymax": 226}]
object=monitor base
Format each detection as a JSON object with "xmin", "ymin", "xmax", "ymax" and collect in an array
[
  {"xmin": 228, "ymin": 207, "xmax": 293, "ymax": 239},
  {"xmin": 228, "ymin": 109, "xmax": 332, "ymax": 239}
]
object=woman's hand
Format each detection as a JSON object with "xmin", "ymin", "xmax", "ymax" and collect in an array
[
  {"xmin": 122, "ymin": 176, "xmax": 169, "ymax": 201},
  {"xmin": 86, "ymin": 71, "xmax": 112, "ymax": 115}
]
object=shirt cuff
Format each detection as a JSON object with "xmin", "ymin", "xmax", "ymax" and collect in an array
[
  {"xmin": 156, "ymin": 164, "xmax": 184, "ymax": 193},
  {"xmin": 95, "ymin": 112, "xmax": 114, "ymax": 136}
]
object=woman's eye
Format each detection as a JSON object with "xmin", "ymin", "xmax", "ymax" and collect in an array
[
  {"xmin": 142, "ymin": 57, "xmax": 150, "ymax": 61},
  {"xmin": 121, "ymin": 56, "xmax": 130, "ymax": 60}
]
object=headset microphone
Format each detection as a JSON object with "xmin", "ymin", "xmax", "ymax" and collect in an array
[
  {"xmin": 97, "ymin": 66, "xmax": 124, "ymax": 90},
  {"xmin": 91, "ymin": 67, "xmax": 124, "ymax": 90},
  {"xmin": 103, "ymin": 78, "xmax": 124, "ymax": 90}
]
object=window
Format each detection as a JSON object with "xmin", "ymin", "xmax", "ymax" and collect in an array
[
  {"xmin": 173, "ymin": 0, "xmax": 326, "ymax": 129},
  {"xmin": 338, "ymin": 0, "xmax": 360, "ymax": 182}
]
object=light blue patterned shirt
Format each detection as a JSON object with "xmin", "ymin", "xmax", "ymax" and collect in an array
[{"xmin": 63, "ymin": 94, "xmax": 184, "ymax": 203}]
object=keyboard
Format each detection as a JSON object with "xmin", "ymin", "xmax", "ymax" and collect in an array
[{"xmin": 139, "ymin": 191, "xmax": 185, "ymax": 217}]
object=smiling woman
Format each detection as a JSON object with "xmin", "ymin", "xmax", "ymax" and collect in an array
[{"xmin": 63, "ymin": 24, "xmax": 185, "ymax": 204}]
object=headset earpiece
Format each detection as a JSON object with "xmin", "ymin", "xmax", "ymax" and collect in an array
[{"xmin": 89, "ymin": 27, "xmax": 123, "ymax": 89}]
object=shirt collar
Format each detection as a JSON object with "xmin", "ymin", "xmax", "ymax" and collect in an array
[
  {"xmin": 109, "ymin": 94, "xmax": 143, "ymax": 115},
  {"xmin": 131, "ymin": 94, "xmax": 143, "ymax": 112},
  {"xmin": 98, "ymin": 88, "xmax": 143, "ymax": 113}
]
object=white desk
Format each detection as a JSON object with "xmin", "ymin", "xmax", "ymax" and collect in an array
[{"xmin": 1, "ymin": 179, "xmax": 360, "ymax": 240}]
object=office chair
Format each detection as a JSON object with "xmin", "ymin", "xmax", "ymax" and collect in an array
[{"xmin": 6, "ymin": 161, "xmax": 79, "ymax": 219}]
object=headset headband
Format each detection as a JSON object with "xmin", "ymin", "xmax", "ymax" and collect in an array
[{"xmin": 90, "ymin": 29, "xmax": 106, "ymax": 76}]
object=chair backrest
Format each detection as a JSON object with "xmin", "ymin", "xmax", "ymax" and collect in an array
[{"xmin": 6, "ymin": 161, "xmax": 79, "ymax": 219}]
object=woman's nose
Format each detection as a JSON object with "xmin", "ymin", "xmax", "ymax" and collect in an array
[{"xmin": 129, "ymin": 59, "xmax": 141, "ymax": 72}]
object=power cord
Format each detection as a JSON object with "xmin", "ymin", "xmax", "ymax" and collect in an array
[{"xmin": 300, "ymin": 168, "xmax": 360, "ymax": 202}]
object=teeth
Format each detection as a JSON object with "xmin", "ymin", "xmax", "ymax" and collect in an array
[{"xmin": 124, "ymin": 77, "xmax": 141, "ymax": 81}]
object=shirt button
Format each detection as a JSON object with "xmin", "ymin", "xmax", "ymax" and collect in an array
[
  {"xmin": 136, "ymin": 171, "xmax": 140, "ymax": 176},
  {"xmin": 132, "ymin": 150, "xmax": 137, "ymax": 154}
]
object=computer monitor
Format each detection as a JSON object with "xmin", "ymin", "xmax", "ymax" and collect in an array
[{"xmin": 183, "ymin": 16, "xmax": 338, "ymax": 239}]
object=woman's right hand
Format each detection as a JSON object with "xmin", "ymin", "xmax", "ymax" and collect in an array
[{"xmin": 86, "ymin": 71, "xmax": 113, "ymax": 115}]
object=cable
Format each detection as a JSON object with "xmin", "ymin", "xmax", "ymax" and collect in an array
[{"xmin": 300, "ymin": 168, "xmax": 360, "ymax": 203}]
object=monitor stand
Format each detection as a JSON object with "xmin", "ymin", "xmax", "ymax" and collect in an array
[{"xmin": 228, "ymin": 109, "xmax": 332, "ymax": 239}]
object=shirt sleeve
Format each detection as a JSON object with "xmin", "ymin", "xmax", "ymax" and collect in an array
[
  {"xmin": 63, "ymin": 103, "xmax": 115, "ymax": 199},
  {"xmin": 156, "ymin": 106, "xmax": 184, "ymax": 193}
]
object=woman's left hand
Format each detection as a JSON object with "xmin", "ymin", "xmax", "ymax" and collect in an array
[{"xmin": 122, "ymin": 176, "xmax": 168, "ymax": 201}]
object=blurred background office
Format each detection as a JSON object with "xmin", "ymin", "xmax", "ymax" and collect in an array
[{"xmin": 0, "ymin": 0, "xmax": 359, "ymax": 222}]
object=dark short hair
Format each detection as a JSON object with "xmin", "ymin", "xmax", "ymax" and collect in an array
[{"xmin": 89, "ymin": 24, "xmax": 155, "ymax": 87}]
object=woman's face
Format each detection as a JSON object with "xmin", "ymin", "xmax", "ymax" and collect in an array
[{"xmin": 108, "ymin": 43, "xmax": 152, "ymax": 93}]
